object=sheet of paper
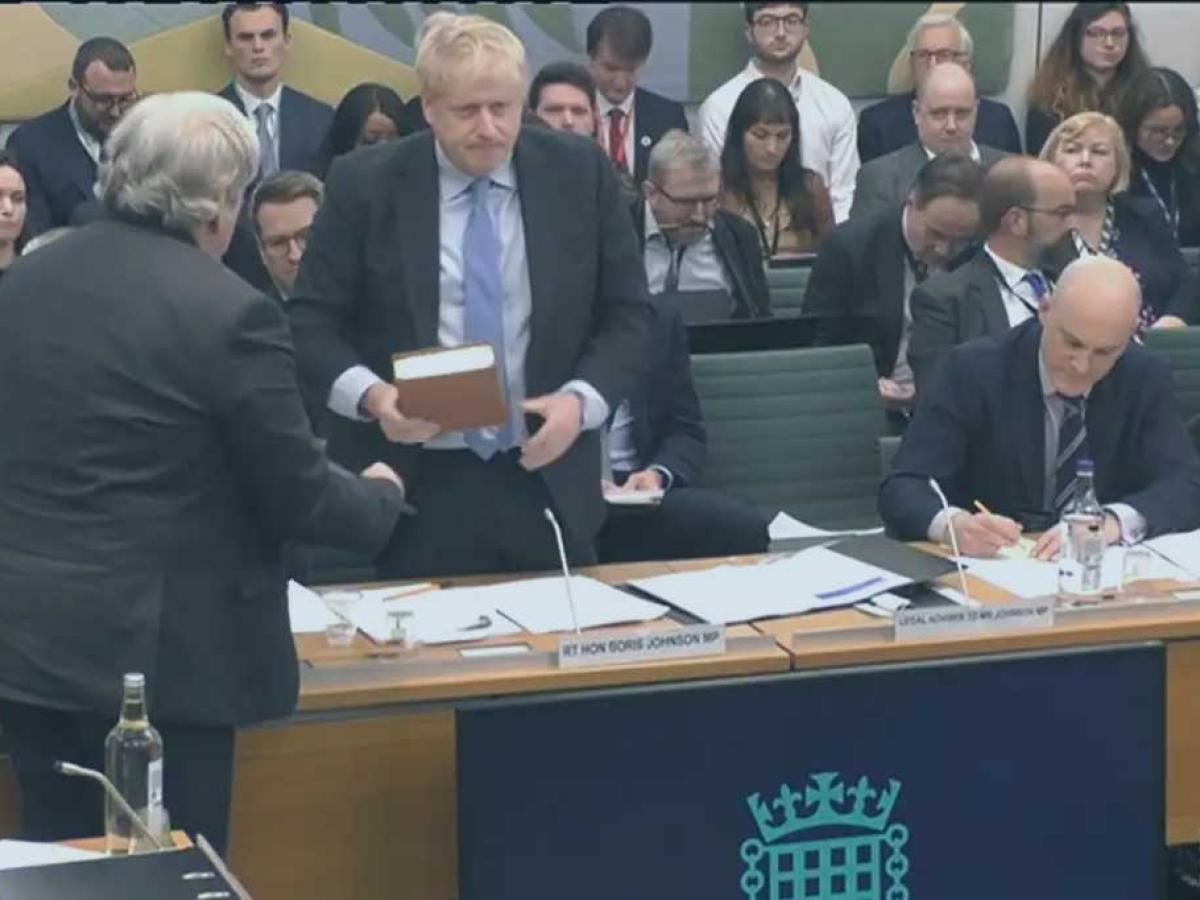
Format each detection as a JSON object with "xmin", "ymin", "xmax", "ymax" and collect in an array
[
  {"xmin": 490, "ymin": 576, "xmax": 669, "ymax": 634},
  {"xmin": 287, "ymin": 580, "xmax": 341, "ymax": 634},
  {"xmin": 768, "ymin": 512, "xmax": 884, "ymax": 542},
  {"xmin": 960, "ymin": 547, "xmax": 1189, "ymax": 599},
  {"xmin": 0, "ymin": 840, "xmax": 102, "ymax": 870},
  {"xmin": 604, "ymin": 489, "xmax": 665, "ymax": 506},
  {"xmin": 342, "ymin": 585, "xmax": 519, "ymax": 645},
  {"xmin": 631, "ymin": 547, "xmax": 912, "ymax": 624},
  {"xmin": 1145, "ymin": 530, "xmax": 1200, "ymax": 579}
]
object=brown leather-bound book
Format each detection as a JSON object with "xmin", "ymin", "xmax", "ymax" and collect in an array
[{"xmin": 391, "ymin": 343, "xmax": 508, "ymax": 431}]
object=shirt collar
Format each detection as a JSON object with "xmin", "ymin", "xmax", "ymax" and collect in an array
[
  {"xmin": 67, "ymin": 100, "xmax": 102, "ymax": 163},
  {"xmin": 745, "ymin": 59, "xmax": 803, "ymax": 92},
  {"xmin": 921, "ymin": 140, "xmax": 980, "ymax": 163},
  {"xmin": 983, "ymin": 243, "xmax": 1031, "ymax": 288},
  {"xmin": 235, "ymin": 81, "xmax": 282, "ymax": 116},
  {"xmin": 644, "ymin": 200, "xmax": 664, "ymax": 241},
  {"xmin": 596, "ymin": 90, "xmax": 635, "ymax": 118},
  {"xmin": 435, "ymin": 140, "xmax": 516, "ymax": 199}
]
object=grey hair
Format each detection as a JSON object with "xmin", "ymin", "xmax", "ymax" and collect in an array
[
  {"xmin": 647, "ymin": 129, "xmax": 718, "ymax": 185},
  {"xmin": 904, "ymin": 13, "xmax": 974, "ymax": 60},
  {"xmin": 99, "ymin": 91, "xmax": 259, "ymax": 232}
]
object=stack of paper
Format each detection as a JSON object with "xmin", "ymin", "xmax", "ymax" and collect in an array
[
  {"xmin": 768, "ymin": 512, "xmax": 884, "ymax": 542},
  {"xmin": 631, "ymin": 546, "xmax": 911, "ymax": 624},
  {"xmin": 0, "ymin": 840, "xmax": 101, "ymax": 870},
  {"xmin": 287, "ymin": 580, "xmax": 342, "ymax": 634},
  {"xmin": 1145, "ymin": 530, "xmax": 1200, "ymax": 579},
  {"xmin": 959, "ymin": 547, "xmax": 1189, "ymax": 599}
]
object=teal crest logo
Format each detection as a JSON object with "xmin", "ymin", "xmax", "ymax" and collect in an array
[{"xmin": 740, "ymin": 771, "xmax": 909, "ymax": 900}]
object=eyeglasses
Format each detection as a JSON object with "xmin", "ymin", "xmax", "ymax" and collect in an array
[
  {"xmin": 651, "ymin": 182, "xmax": 720, "ymax": 210},
  {"xmin": 78, "ymin": 85, "xmax": 139, "ymax": 113},
  {"xmin": 752, "ymin": 13, "xmax": 807, "ymax": 32},
  {"xmin": 261, "ymin": 226, "xmax": 311, "ymax": 256},
  {"xmin": 1018, "ymin": 204, "xmax": 1076, "ymax": 220},
  {"xmin": 911, "ymin": 48, "xmax": 969, "ymax": 65},
  {"xmin": 1083, "ymin": 25, "xmax": 1128, "ymax": 42},
  {"xmin": 1140, "ymin": 124, "xmax": 1188, "ymax": 144}
]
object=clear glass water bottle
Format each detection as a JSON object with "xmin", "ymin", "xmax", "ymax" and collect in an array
[
  {"xmin": 1057, "ymin": 459, "xmax": 1105, "ymax": 603},
  {"xmin": 104, "ymin": 673, "xmax": 165, "ymax": 854}
]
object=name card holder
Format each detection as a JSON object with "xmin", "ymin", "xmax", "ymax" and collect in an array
[
  {"xmin": 558, "ymin": 624, "xmax": 727, "ymax": 669},
  {"xmin": 894, "ymin": 599, "xmax": 1054, "ymax": 641}
]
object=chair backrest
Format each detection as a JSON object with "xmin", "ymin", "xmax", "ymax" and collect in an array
[
  {"xmin": 1182, "ymin": 245, "xmax": 1199, "ymax": 282},
  {"xmin": 878, "ymin": 435, "xmax": 902, "ymax": 478},
  {"xmin": 690, "ymin": 343, "xmax": 887, "ymax": 529},
  {"xmin": 766, "ymin": 263, "xmax": 813, "ymax": 314},
  {"xmin": 1142, "ymin": 327, "xmax": 1200, "ymax": 425}
]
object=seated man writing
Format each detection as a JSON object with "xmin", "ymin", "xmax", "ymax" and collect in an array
[{"xmin": 879, "ymin": 255, "xmax": 1200, "ymax": 559}]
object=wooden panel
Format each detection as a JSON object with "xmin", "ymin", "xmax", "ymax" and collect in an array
[
  {"xmin": 1168, "ymin": 640, "xmax": 1200, "ymax": 845},
  {"xmin": 228, "ymin": 711, "xmax": 456, "ymax": 900}
]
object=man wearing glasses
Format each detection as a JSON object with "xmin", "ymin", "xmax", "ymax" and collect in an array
[
  {"xmin": 251, "ymin": 170, "xmax": 322, "ymax": 302},
  {"xmin": 857, "ymin": 13, "xmax": 1021, "ymax": 164},
  {"xmin": 698, "ymin": 2, "xmax": 859, "ymax": 223},
  {"xmin": 6, "ymin": 38, "xmax": 138, "ymax": 235}
]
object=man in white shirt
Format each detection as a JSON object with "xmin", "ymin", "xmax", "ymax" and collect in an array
[
  {"xmin": 698, "ymin": 2, "xmax": 859, "ymax": 222},
  {"xmin": 909, "ymin": 157, "xmax": 1077, "ymax": 394}
]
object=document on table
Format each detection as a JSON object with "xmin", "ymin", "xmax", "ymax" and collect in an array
[
  {"xmin": 1145, "ymin": 529, "xmax": 1200, "ymax": 579},
  {"xmin": 630, "ymin": 546, "xmax": 912, "ymax": 624},
  {"xmin": 471, "ymin": 576, "xmax": 670, "ymax": 633},
  {"xmin": 287, "ymin": 580, "xmax": 342, "ymax": 634},
  {"xmin": 768, "ymin": 512, "xmax": 884, "ymax": 541},
  {"xmin": 959, "ymin": 547, "xmax": 1190, "ymax": 599},
  {"xmin": 0, "ymin": 840, "xmax": 101, "ymax": 870},
  {"xmin": 341, "ymin": 583, "xmax": 515, "ymax": 645}
]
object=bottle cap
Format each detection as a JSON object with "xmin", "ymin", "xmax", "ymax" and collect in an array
[
  {"xmin": 123, "ymin": 672, "xmax": 145, "ymax": 689},
  {"xmin": 1076, "ymin": 458, "xmax": 1095, "ymax": 475}
]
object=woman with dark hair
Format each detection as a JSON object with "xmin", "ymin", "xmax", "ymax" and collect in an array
[
  {"xmin": 719, "ymin": 78, "xmax": 834, "ymax": 259},
  {"xmin": 1024, "ymin": 2, "xmax": 1150, "ymax": 155},
  {"xmin": 0, "ymin": 151, "xmax": 28, "ymax": 285},
  {"xmin": 317, "ymin": 83, "xmax": 409, "ymax": 177},
  {"xmin": 1116, "ymin": 67, "xmax": 1200, "ymax": 247}
]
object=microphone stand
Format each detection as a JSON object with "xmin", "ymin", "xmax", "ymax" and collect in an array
[{"xmin": 54, "ymin": 761, "xmax": 166, "ymax": 851}]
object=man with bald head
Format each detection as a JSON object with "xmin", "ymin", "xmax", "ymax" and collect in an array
[
  {"xmin": 850, "ymin": 63, "xmax": 1007, "ymax": 220},
  {"xmin": 880, "ymin": 256, "xmax": 1200, "ymax": 558},
  {"xmin": 908, "ymin": 156, "xmax": 1076, "ymax": 393}
]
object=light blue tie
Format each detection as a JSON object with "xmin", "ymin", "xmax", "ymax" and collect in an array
[{"xmin": 462, "ymin": 178, "xmax": 512, "ymax": 460}]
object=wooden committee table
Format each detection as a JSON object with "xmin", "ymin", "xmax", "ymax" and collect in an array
[{"xmin": 2, "ymin": 553, "xmax": 1198, "ymax": 898}]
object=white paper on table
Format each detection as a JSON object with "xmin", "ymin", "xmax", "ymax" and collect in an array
[
  {"xmin": 604, "ymin": 489, "xmax": 665, "ymax": 506},
  {"xmin": 768, "ymin": 512, "xmax": 884, "ymax": 542},
  {"xmin": 631, "ymin": 546, "xmax": 911, "ymax": 624},
  {"xmin": 341, "ymin": 585, "xmax": 517, "ymax": 645},
  {"xmin": 0, "ymin": 839, "xmax": 102, "ymax": 870},
  {"xmin": 287, "ymin": 580, "xmax": 341, "ymax": 634},
  {"xmin": 489, "ymin": 576, "xmax": 669, "ymax": 633},
  {"xmin": 959, "ymin": 547, "xmax": 1189, "ymax": 599},
  {"xmin": 1144, "ymin": 529, "xmax": 1200, "ymax": 579}
]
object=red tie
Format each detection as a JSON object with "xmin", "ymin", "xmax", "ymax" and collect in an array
[{"xmin": 608, "ymin": 109, "xmax": 628, "ymax": 173}]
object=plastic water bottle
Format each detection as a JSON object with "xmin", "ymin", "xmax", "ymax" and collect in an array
[
  {"xmin": 1057, "ymin": 459, "xmax": 1105, "ymax": 603},
  {"xmin": 104, "ymin": 673, "xmax": 165, "ymax": 854}
]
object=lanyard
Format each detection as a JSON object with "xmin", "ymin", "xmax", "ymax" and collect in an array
[
  {"xmin": 979, "ymin": 251, "xmax": 1041, "ymax": 316},
  {"xmin": 748, "ymin": 194, "xmax": 782, "ymax": 258},
  {"xmin": 1139, "ymin": 167, "xmax": 1180, "ymax": 239}
]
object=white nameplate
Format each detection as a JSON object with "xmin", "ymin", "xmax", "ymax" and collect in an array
[
  {"xmin": 558, "ymin": 624, "xmax": 726, "ymax": 669},
  {"xmin": 894, "ymin": 600, "xmax": 1054, "ymax": 642}
]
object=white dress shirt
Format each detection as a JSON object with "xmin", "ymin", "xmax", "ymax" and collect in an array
[
  {"xmin": 328, "ymin": 142, "xmax": 608, "ymax": 446},
  {"xmin": 699, "ymin": 61, "xmax": 860, "ymax": 223},
  {"xmin": 67, "ymin": 100, "xmax": 101, "ymax": 166},
  {"xmin": 982, "ymin": 244, "xmax": 1039, "ymax": 328},
  {"xmin": 596, "ymin": 91, "xmax": 636, "ymax": 174}
]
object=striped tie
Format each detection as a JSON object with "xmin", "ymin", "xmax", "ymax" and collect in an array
[{"xmin": 1054, "ymin": 395, "xmax": 1088, "ymax": 513}]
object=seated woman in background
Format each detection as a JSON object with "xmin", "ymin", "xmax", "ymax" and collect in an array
[
  {"xmin": 0, "ymin": 151, "xmax": 28, "ymax": 285},
  {"xmin": 1117, "ymin": 67, "xmax": 1200, "ymax": 248},
  {"xmin": 1024, "ymin": 2, "xmax": 1149, "ymax": 155},
  {"xmin": 1041, "ymin": 111, "xmax": 1196, "ymax": 330},
  {"xmin": 719, "ymin": 78, "xmax": 834, "ymax": 260},
  {"xmin": 317, "ymin": 83, "xmax": 409, "ymax": 178}
]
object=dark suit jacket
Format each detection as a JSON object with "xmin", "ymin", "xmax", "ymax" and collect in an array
[
  {"xmin": 857, "ymin": 93, "xmax": 1021, "ymax": 164},
  {"xmin": 627, "ymin": 295, "xmax": 706, "ymax": 487},
  {"xmin": 631, "ymin": 205, "xmax": 770, "ymax": 319},
  {"xmin": 631, "ymin": 87, "xmax": 689, "ymax": 185},
  {"xmin": 803, "ymin": 205, "xmax": 912, "ymax": 376},
  {"xmin": 1024, "ymin": 105, "xmax": 1060, "ymax": 156},
  {"xmin": 5, "ymin": 103, "xmax": 97, "ymax": 236},
  {"xmin": 0, "ymin": 218, "xmax": 401, "ymax": 725},
  {"xmin": 849, "ymin": 142, "xmax": 1007, "ymax": 221},
  {"xmin": 288, "ymin": 127, "xmax": 649, "ymax": 542},
  {"xmin": 218, "ymin": 83, "xmax": 333, "ymax": 175},
  {"xmin": 908, "ymin": 249, "xmax": 1019, "ymax": 395},
  {"xmin": 879, "ymin": 318, "xmax": 1200, "ymax": 539}
]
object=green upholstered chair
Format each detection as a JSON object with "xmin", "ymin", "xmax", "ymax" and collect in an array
[
  {"xmin": 1142, "ymin": 327, "xmax": 1200, "ymax": 425},
  {"xmin": 690, "ymin": 343, "xmax": 887, "ymax": 529},
  {"xmin": 878, "ymin": 435, "xmax": 902, "ymax": 479},
  {"xmin": 765, "ymin": 262, "xmax": 813, "ymax": 315}
]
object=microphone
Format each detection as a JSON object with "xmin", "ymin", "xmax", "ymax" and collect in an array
[
  {"xmin": 928, "ymin": 477, "xmax": 973, "ymax": 602},
  {"xmin": 542, "ymin": 508, "xmax": 581, "ymax": 634},
  {"xmin": 54, "ymin": 760, "xmax": 166, "ymax": 851}
]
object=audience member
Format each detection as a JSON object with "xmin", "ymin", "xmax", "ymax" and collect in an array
[
  {"xmin": 699, "ymin": 2, "xmax": 859, "ymax": 222},
  {"xmin": 6, "ymin": 37, "xmax": 137, "ymax": 235},
  {"xmin": 529, "ymin": 62, "xmax": 598, "ymax": 137},
  {"xmin": 596, "ymin": 293, "xmax": 769, "ymax": 562},
  {"xmin": 880, "ymin": 257, "xmax": 1200, "ymax": 558},
  {"xmin": 1117, "ymin": 67, "xmax": 1200, "ymax": 247},
  {"xmin": 851, "ymin": 63, "xmax": 1006, "ymax": 221},
  {"xmin": 718, "ymin": 78, "xmax": 834, "ymax": 259},
  {"xmin": 857, "ymin": 13, "xmax": 1021, "ymax": 164},
  {"xmin": 1040, "ymin": 112, "xmax": 1196, "ymax": 329},
  {"xmin": 635, "ymin": 130, "xmax": 769, "ymax": 319},
  {"xmin": 0, "ymin": 152, "xmax": 27, "ymax": 282},
  {"xmin": 251, "ymin": 170, "xmax": 323, "ymax": 300},
  {"xmin": 317, "ymin": 82, "xmax": 408, "ymax": 178},
  {"xmin": 803, "ymin": 153, "xmax": 983, "ymax": 411},
  {"xmin": 218, "ymin": 2, "xmax": 332, "ymax": 177},
  {"xmin": 0, "ymin": 91, "xmax": 403, "ymax": 854},
  {"xmin": 1024, "ymin": 2, "xmax": 1149, "ymax": 155},
  {"xmin": 288, "ymin": 13, "xmax": 648, "ymax": 578},
  {"xmin": 586, "ymin": 6, "xmax": 688, "ymax": 185},
  {"xmin": 908, "ymin": 157, "xmax": 1076, "ymax": 394}
]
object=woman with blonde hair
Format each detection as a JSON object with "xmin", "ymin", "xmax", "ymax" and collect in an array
[{"xmin": 1040, "ymin": 111, "xmax": 1195, "ymax": 329}]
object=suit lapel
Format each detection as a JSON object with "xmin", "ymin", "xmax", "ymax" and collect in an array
[
  {"xmin": 219, "ymin": 83, "xmax": 245, "ymax": 115},
  {"xmin": 633, "ymin": 89, "xmax": 651, "ymax": 182},
  {"xmin": 277, "ymin": 87, "xmax": 297, "ymax": 171},
  {"xmin": 972, "ymin": 255, "xmax": 1011, "ymax": 335},
  {"xmin": 397, "ymin": 135, "xmax": 441, "ymax": 348},
  {"xmin": 514, "ymin": 130, "xmax": 560, "ymax": 393},
  {"xmin": 1009, "ymin": 323, "xmax": 1048, "ymax": 511}
]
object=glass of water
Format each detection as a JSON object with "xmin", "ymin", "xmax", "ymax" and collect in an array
[
  {"xmin": 322, "ymin": 590, "xmax": 360, "ymax": 646},
  {"xmin": 1121, "ymin": 546, "xmax": 1155, "ymax": 594}
]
